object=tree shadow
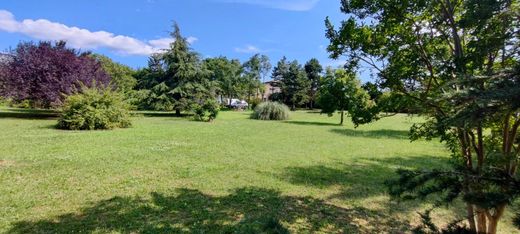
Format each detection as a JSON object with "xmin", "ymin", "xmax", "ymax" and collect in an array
[
  {"xmin": 134, "ymin": 111, "xmax": 192, "ymax": 118},
  {"xmin": 330, "ymin": 128, "xmax": 410, "ymax": 140},
  {"xmin": 8, "ymin": 187, "xmax": 411, "ymax": 233},
  {"xmin": 284, "ymin": 120, "xmax": 340, "ymax": 126},
  {"xmin": 281, "ymin": 156, "xmax": 450, "ymax": 201},
  {"xmin": 0, "ymin": 108, "xmax": 59, "ymax": 119},
  {"xmin": 306, "ymin": 110, "xmax": 322, "ymax": 114}
]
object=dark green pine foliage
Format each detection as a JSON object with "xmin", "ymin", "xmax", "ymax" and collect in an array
[
  {"xmin": 272, "ymin": 58, "xmax": 310, "ymax": 110},
  {"xmin": 163, "ymin": 23, "xmax": 214, "ymax": 115},
  {"xmin": 134, "ymin": 23, "xmax": 215, "ymax": 115},
  {"xmin": 304, "ymin": 58, "xmax": 323, "ymax": 109}
]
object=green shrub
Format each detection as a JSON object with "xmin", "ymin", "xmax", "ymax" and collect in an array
[
  {"xmin": 57, "ymin": 87, "xmax": 132, "ymax": 130},
  {"xmin": 251, "ymin": 101, "xmax": 290, "ymax": 121},
  {"xmin": 193, "ymin": 99, "xmax": 220, "ymax": 122},
  {"xmin": 249, "ymin": 97, "xmax": 262, "ymax": 110}
]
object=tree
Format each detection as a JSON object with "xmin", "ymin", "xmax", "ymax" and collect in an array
[
  {"xmin": 361, "ymin": 82, "xmax": 382, "ymax": 101},
  {"xmin": 326, "ymin": 0, "xmax": 520, "ymax": 232},
  {"xmin": 163, "ymin": 23, "xmax": 214, "ymax": 115},
  {"xmin": 279, "ymin": 60, "xmax": 311, "ymax": 110},
  {"xmin": 0, "ymin": 41, "xmax": 110, "ymax": 108},
  {"xmin": 91, "ymin": 54, "xmax": 137, "ymax": 95},
  {"xmin": 272, "ymin": 57, "xmax": 289, "ymax": 83},
  {"xmin": 317, "ymin": 68, "xmax": 375, "ymax": 125},
  {"xmin": 204, "ymin": 57, "xmax": 243, "ymax": 105},
  {"xmin": 243, "ymin": 54, "xmax": 271, "ymax": 101},
  {"xmin": 135, "ymin": 23, "xmax": 215, "ymax": 115},
  {"xmin": 304, "ymin": 58, "xmax": 323, "ymax": 109}
]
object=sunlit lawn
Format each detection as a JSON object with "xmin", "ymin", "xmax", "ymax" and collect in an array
[{"xmin": 0, "ymin": 107, "xmax": 518, "ymax": 233}]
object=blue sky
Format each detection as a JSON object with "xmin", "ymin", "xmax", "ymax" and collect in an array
[{"xmin": 0, "ymin": 0, "xmax": 351, "ymax": 76}]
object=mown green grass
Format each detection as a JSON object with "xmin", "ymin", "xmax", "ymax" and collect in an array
[{"xmin": 0, "ymin": 107, "xmax": 518, "ymax": 233}]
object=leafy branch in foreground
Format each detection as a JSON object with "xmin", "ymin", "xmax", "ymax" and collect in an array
[{"xmin": 326, "ymin": 0, "xmax": 519, "ymax": 232}]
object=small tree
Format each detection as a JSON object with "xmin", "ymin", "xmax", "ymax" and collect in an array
[
  {"xmin": 318, "ymin": 68, "xmax": 375, "ymax": 126},
  {"xmin": 0, "ymin": 41, "xmax": 110, "ymax": 108},
  {"xmin": 193, "ymin": 99, "xmax": 220, "ymax": 122},
  {"xmin": 304, "ymin": 58, "xmax": 323, "ymax": 109}
]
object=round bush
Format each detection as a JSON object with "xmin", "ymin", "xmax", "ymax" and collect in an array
[
  {"xmin": 251, "ymin": 101, "xmax": 290, "ymax": 120},
  {"xmin": 57, "ymin": 88, "xmax": 132, "ymax": 130},
  {"xmin": 193, "ymin": 99, "xmax": 220, "ymax": 122}
]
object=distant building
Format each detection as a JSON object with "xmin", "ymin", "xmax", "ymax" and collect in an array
[{"xmin": 261, "ymin": 81, "xmax": 281, "ymax": 101}]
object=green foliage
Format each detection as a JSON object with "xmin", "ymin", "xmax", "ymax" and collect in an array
[
  {"xmin": 133, "ymin": 23, "xmax": 215, "ymax": 114},
  {"xmin": 57, "ymin": 87, "xmax": 131, "ymax": 130},
  {"xmin": 304, "ymin": 58, "xmax": 323, "ymax": 109},
  {"xmin": 318, "ymin": 68, "xmax": 376, "ymax": 126},
  {"xmin": 193, "ymin": 99, "xmax": 220, "ymax": 122},
  {"xmin": 272, "ymin": 58, "xmax": 311, "ymax": 110},
  {"xmin": 249, "ymin": 97, "xmax": 262, "ymax": 110},
  {"xmin": 242, "ymin": 54, "xmax": 271, "ymax": 101},
  {"xmin": 326, "ymin": 0, "xmax": 519, "ymax": 231},
  {"xmin": 204, "ymin": 57, "xmax": 244, "ymax": 104},
  {"xmin": 377, "ymin": 92, "xmax": 417, "ymax": 113},
  {"xmin": 91, "ymin": 54, "xmax": 137, "ymax": 94},
  {"xmin": 251, "ymin": 101, "xmax": 290, "ymax": 121}
]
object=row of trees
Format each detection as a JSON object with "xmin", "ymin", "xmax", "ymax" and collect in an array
[{"xmin": 0, "ymin": 22, "xmax": 403, "ymax": 126}]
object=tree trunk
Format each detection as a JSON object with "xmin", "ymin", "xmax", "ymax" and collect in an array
[
  {"xmin": 466, "ymin": 203, "xmax": 476, "ymax": 232},
  {"xmin": 476, "ymin": 210, "xmax": 487, "ymax": 234},
  {"xmin": 487, "ymin": 205, "xmax": 506, "ymax": 234},
  {"xmin": 487, "ymin": 216, "xmax": 499, "ymax": 234},
  {"xmin": 175, "ymin": 109, "xmax": 181, "ymax": 117},
  {"xmin": 340, "ymin": 110, "xmax": 344, "ymax": 125}
]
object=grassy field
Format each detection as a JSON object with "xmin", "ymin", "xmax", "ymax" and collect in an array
[{"xmin": 0, "ymin": 107, "xmax": 517, "ymax": 233}]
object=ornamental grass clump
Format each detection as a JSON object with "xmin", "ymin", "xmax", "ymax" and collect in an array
[
  {"xmin": 251, "ymin": 101, "xmax": 290, "ymax": 121},
  {"xmin": 57, "ymin": 87, "xmax": 132, "ymax": 130}
]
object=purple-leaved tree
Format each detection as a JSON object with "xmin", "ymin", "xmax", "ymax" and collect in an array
[{"xmin": 0, "ymin": 41, "xmax": 110, "ymax": 108}]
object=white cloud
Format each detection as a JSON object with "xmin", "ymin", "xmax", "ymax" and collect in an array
[
  {"xmin": 234, "ymin": 44, "xmax": 263, "ymax": 53},
  {"xmin": 218, "ymin": 0, "xmax": 320, "ymax": 11},
  {"xmin": 0, "ymin": 10, "xmax": 197, "ymax": 56}
]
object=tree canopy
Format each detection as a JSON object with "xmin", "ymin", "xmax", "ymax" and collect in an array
[
  {"xmin": 318, "ymin": 68, "xmax": 375, "ymax": 126},
  {"xmin": 0, "ymin": 41, "xmax": 109, "ymax": 108},
  {"xmin": 326, "ymin": 0, "xmax": 520, "ymax": 232},
  {"xmin": 134, "ymin": 23, "xmax": 215, "ymax": 114},
  {"xmin": 304, "ymin": 58, "xmax": 323, "ymax": 109}
]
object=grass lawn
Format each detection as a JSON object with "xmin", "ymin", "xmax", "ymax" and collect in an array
[{"xmin": 0, "ymin": 107, "xmax": 518, "ymax": 233}]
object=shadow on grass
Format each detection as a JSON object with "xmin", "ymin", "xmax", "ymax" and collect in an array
[
  {"xmin": 284, "ymin": 120, "xmax": 340, "ymax": 126},
  {"xmin": 330, "ymin": 128, "xmax": 410, "ymax": 140},
  {"xmin": 0, "ymin": 108, "xmax": 59, "ymax": 119},
  {"xmin": 306, "ymin": 110, "xmax": 322, "ymax": 114},
  {"xmin": 133, "ymin": 111, "xmax": 192, "ymax": 118},
  {"xmin": 281, "ymin": 156, "xmax": 450, "ymax": 201},
  {"xmin": 7, "ymin": 187, "xmax": 411, "ymax": 233}
]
